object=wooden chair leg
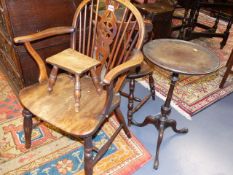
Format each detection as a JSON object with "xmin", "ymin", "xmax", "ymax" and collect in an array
[
  {"xmin": 84, "ymin": 136, "xmax": 93, "ymax": 175},
  {"xmin": 220, "ymin": 17, "xmax": 232, "ymax": 49},
  {"xmin": 23, "ymin": 108, "xmax": 33, "ymax": 149},
  {"xmin": 220, "ymin": 50, "xmax": 233, "ymax": 88},
  {"xmin": 149, "ymin": 73, "xmax": 155, "ymax": 100},
  {"xmin": 75, "ymin": 74, "xmax": 81, "ymax": 112},
  {"xmin": 115, "ymin": 107, "xmax": 131, "ymax": 138},
  {"xmin": 48, "ymin": 65, "xmax": 59, "ymax": 92},
  {"xmin": 127, "ymin": 79, "xmax": 135, "ymax": 127}
]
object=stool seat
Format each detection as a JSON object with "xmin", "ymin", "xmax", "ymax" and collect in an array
[
  {"xmin": 46, "ymin": 48, "xmax": 100, "ymax": 74},
  {"xmin": 19, "ymin": 74, "xmax": 120, "ymax": 137},
  {"xmin": 128, "ymin": 61, "xmax": 153, "ymax": 79}
]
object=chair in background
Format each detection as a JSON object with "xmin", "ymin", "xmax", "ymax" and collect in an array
[
  {"xmin": 219, "ymin": 49, "xmax": 233, "ymax": 88},
  {"xmin": 175, "ymin": 0, "xmax": 233, "ymax": 49},
  {"xmin": 13, "ymin": 0, "xmax": 145, "ymax": 174},
  {"xmin": 171, "ymin": 0, "xmax": 197, "ymax": 38}
]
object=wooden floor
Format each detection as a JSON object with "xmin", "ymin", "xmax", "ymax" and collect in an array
[{"xmin": 120, "ymin": 82, "xmax": 233, "ymax": 175}]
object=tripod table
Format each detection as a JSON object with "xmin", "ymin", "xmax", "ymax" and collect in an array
[{"xmin": 132, "ymin": 39, "xmax": 220, "ymax": 170}]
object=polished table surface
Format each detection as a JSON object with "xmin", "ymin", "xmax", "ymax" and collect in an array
[
  {"xmin": 134, "ymin": 2, "xmax": 174, "ymax": 14},
  {"xmin": 143, "ymin": 39, "xmax": 220, "ymax": 75}
]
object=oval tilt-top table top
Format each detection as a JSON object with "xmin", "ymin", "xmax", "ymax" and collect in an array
[{"xmin": 143, "ymin": 39, "xmax": 220, "ymax": 75}]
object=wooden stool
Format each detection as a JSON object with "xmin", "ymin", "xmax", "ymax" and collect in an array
[
  {"xmin": 115, "ymin": 6, "xmax": 156, "ymax": 125},
  {"xmin": 219, "ymin": 49, "xmax": 233, "ymax": 88},
  {"xmin": 121, "ymin": 61, "xmax": 156, "ymax": 126},
  {"xmin": 46, "ymin": 48, "xmax": 101, "ymax": 112}
]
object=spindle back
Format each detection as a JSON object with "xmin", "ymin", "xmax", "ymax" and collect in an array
[{"xmin": 71, "ymin": 0, "xmax": 145, "ymax": 78}]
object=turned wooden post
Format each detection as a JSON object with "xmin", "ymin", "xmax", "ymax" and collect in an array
[
  {"xmin": 219, "ymin": 49, "xmax": 233, "ymax": 88},
  {"xmin": 23, "ymin": 108, "xmax": 33, "ymax": 149}
]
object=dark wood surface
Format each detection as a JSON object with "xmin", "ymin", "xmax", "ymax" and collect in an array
[
  {"xmin": 134, "ymin": 1, "xmax": 174, "ymax": 39},
  {"xmin": 143, "ymin": 39, "xmax": 220, "ymax": 75},
  {"xmin": 0, "ymin": 0, "xmax": 81, "ymax": 93},
  {"xmin": 176, "ymin": 0, "xmax": 233, "ymax": 48},
  {"xmin": 219, "ymin": 49, "xmax": 233, "ymax": 88},
  {"xmin": 132, "ymin": 38, "xmax": 220, "ymax": 170}
]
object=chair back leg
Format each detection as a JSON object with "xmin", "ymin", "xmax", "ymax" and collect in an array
[{"xmin": 219, "ymin": 49, "xmax": 233, "ymax": 88}]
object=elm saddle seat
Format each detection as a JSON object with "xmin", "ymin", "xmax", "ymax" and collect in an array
[
  {"xmin": 13, "ymin": 0, "xmax": 145, "ymax": 174},
  {"xmin": 19, "ymin": 74, "xmax": 120, "ymax": 136}
]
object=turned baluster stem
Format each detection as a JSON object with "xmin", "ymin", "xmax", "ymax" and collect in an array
[{"xmin": 161, "ymin": 72, "xmax": 179, "ymax": 117}]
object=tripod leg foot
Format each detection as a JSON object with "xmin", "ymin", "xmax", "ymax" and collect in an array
[
  {"xmin": 153, "ymin": 124, "xmax": 165, "ymax": 170},
  {"xmin": 167, "ymin": 119, "xmax": 188, "ymax": 134}
]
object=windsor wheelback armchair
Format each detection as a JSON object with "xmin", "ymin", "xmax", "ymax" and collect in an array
[{"xmin": 13, "ymin": 0, "xmax": 145, "ymax": 174}]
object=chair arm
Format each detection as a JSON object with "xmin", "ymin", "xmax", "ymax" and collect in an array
[
  {"xmin": 14, "ymin": 26, "xmax": 75, "ymax": 44},
  {"xmin": 103, "ymin": 49, "xmax": 144, "ymax": 85}
]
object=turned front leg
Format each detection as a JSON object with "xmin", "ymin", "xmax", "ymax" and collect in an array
[
  {"xmin": 161, "ymin": 72, "xmax": 179, "ymax": 117},
  {"xmin": 75, "ymin": 74, "xmax": 81, "ymax": 112},
  {"xmin": 48, "ymin": 66, "xmax": 59, "ymax": 92},
  {"xmin": 23, "ymin": 108, "xmax": 33, "ymax": 149},
  {"xmin": 84, "ymin": 136, "xmax": 93, "ymax": 175}
]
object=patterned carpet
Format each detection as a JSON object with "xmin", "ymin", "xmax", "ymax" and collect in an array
[
  {"xmin": 0, "ymin": 71, "xmax": 151, "ymax": 174},
  {"xmin": 141, "ymin": 12, "xmax": 233, "ymax": 118}
]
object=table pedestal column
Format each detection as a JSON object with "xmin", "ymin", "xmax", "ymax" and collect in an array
[{"xmin": 132, "ymin": 72, "xmax": 188, "ymax": 170}]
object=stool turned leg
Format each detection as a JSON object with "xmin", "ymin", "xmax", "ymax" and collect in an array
[
  {"xmin": 128, "ymin": 79, "xmax": 135, "ymax": 126},
  {"xmin": 84, "ymin": 136, "xmax": 93, "ymax": 175},
  {"xmin": 75, "ymin": 74, "xmax": 81, "ymax": 112},
  {"xmin": 90, "ymin": 69, "xmax": 102, "ymax": 94},
  {"xmin": 149, "ymin": 73, "xmax": 155, "ymax": 100},
  {"xmin": 48, "ymin": 66, "xmax": 58, "ymax": 92},
  {"xmin": 23, "ymin": 108, "xmax": 33, "ymax": 149}
]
